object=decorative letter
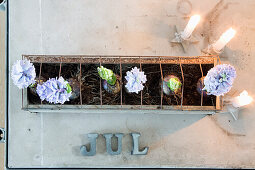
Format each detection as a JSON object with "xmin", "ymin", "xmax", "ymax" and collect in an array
[
  {"xmin": 80, "ymin": 133, "xmax": 98, "ymax": 156},
  {"xmin": 131, "ymin": 133, "xmax": 149, "ymax": 155},
  {"xmin": 103, "ymin": 133, "xmax": 124, "ymax": 155}
]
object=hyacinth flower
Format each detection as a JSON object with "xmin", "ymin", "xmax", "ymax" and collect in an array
[
  {"xmin": 36, "ymin": 76, "xmax": 72, "ymax": 104},
  {"xmin": 11, "ymin": 59, "xmax": 36, "ymax": 89},
  {"xmin": 97, "ymin": 66, "xmax": 120, "ymax": 94},
  {"xmin": 125, "ymin": 67, "xmax": 147, "ymax": 94},
  {"xmin": 201, "ymin": 64, "xmax": 236, "ymax": 96},
  {"xmin": 162, "ymin": 75, "xmax": 182, "ymax": 95},
  {"xmin": 29, "ymin": 76, "xmax": 46, "ymax": 96}
]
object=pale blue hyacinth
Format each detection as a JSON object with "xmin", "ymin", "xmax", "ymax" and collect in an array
[
  {"xmin": 203, "ymin": 64, "xmax": 236, "ymax": 96},
  {"xmin": 36, "ymin": 77, "xmax": 72, "ymax": 104},
  {"xmin": 125, "ymin": 67, "xmax": 147, "ymax": 94},
  {"xmin": 11, "ymin": 59, "xmax": 36, "ymax": 89}
]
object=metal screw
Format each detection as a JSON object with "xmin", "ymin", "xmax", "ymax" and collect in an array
[{"xmin": 0, "ymin": 128, "xmax": 5, "ymax": 143}]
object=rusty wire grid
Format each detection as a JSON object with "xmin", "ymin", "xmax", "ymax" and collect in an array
[
  {"xmin": 119, "ymin": 57, "xmax": 123, "ymax": 106},
  {"xmin": 79, "ymin": 60, "xmax": 82, "ymax": 105},
  {"xmin": 179, "ymin": 57, "xmax": 185, "ymax": 110},
  {"xmin": 199, "ymin": 63, "xmax": 204, "ymax": 106},
  {"xmin": 139, "ymin": 57, "xmax": 143, "ymax": 108},
  {"xmin": 99, "ymin": 56, "xmax": 102, "ymax": 106},
  {"xmin": 159, "ymin": 57, "xmax": 163, "ymax": 109},
  {"xmin": 22, "ymin": 55, "xmax": 222, "ymax": 111}
]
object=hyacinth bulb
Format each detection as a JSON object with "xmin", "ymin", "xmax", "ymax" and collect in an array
[
  {"xmin": 68, "ymin": 78, "xmax": 80, "ymax": 100},
  {"xmin": 102, "ymin": 75, "xmax": 121, "ymax": 94},
  {"xmin": 203, "ymin": 64, "xmax": 236, "ymax": 96},
  {"xmin": 97, "ymin": 66, "xmax": 120, "ymax": 94},
  {"xmin": 11, "ymin": 59, "xmax": 36, "ymax": 89},
  {"xmin": 36, "ymin": 76, "xmax": 72, "ymax": 104},
  {"xmin": 196, "ymin": 77, "xmax": 207, "ymax": 97},
  {"xmin": 97, "ymin": 66, "xmax": 117, "ymax": 85},
  {"xmin": 162, "ymin": 75, "xmax": 182, "ymax": 95},
  {"xmin": 125, "ymin": 67, "xmax": 147, "ymax": 94}
]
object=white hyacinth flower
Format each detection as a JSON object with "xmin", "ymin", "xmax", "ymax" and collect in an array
[
  {"xmin": 125, "ymin": 67, "xmax": 147, "ymax": 94},
  {"xmin": 11, "ymin": 59, "xmax": 36, "ymax": 89}
]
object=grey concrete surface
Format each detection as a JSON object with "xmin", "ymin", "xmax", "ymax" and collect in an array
[{"xmin": 6, "ymin": 0, "xmax": 255, "ymax": 168}]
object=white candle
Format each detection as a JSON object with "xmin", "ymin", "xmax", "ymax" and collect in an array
[
  {"xmin": 212, "ymin": 28, "xmax": 236, "ymax": 51},
  {"xmin": 232, "ymin": 90, "xmax": 253, "ymax": 108},
  {"xmin": 181, "ymin": 15, "xmax": 200, "ymax": 40}
]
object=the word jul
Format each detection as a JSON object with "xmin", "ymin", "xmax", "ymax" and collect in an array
[{"xmin": 80, "ymin": 133, "xmax": 149, "ymax": 156}]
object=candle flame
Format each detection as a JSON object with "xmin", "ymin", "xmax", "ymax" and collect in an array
[
  {"xmin": 189, "ymin": 15, "xmax": 200, "ymax": 26},
  {"xmin": 232, "ymin": 90, "xmax": 253, "ymax": 107},
  {"xmin": 240, "ymin": 90, "xmax": 253, "ymax": 103}
]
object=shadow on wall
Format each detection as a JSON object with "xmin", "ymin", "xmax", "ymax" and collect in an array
[{"xmin": 72, "ymin": 113, "xmax": 207, "ymax": 157}]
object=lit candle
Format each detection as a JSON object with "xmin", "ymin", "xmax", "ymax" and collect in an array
[
  {"xmin": 232, "ymin": 90, "xmax": 253, "ymax": 108},
  {"xmin": 212, "ymin": 28, "xmax": 236, "ymax": 52},
  {"xmin": 181, "ymin": 15, "xmax": 200, "ymax": 40}
]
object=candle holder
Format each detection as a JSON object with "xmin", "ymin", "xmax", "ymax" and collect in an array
[
  {"xmin": 227, "ymin": 105, "xmax": 241, "ymax": 121},
  {"xmin": 223, "ymin": 91, "xmax": 253, "ymax": 121},
  {"xmin": 201, "ymin": 44, "xmax": 222, "ymax": 55},
  {"xmin": 219, "ymin": 98, "xmax": 241, "ymax": 121},
  {"xmin": 171, "ymin": 25, "xmax": 200, "ymax": 53},
  {"xmin": 202, "ymin": 28, "xmax": 236, "ymax": 55}
]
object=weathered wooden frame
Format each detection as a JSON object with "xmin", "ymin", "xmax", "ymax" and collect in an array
[{"xmin": 22, "ymin": 55, "xmax": 223, "ymax": 114}]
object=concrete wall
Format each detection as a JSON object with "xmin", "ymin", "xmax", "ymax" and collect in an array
[{"xmin": 4, "ymin": 0, "xmax": 255, "ymax": 168}]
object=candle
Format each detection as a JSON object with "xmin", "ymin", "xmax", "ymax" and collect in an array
[
  {"xmin": 232, "ymin": 90, "xmax": 253, "ymax": 108},
  {"xmin": 212, "ymin": 28, "xmax": 236, "ymax": 51},
  {"xmin": 181, "ymin": 15, "xmax": 200, "ymax": 40}
]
